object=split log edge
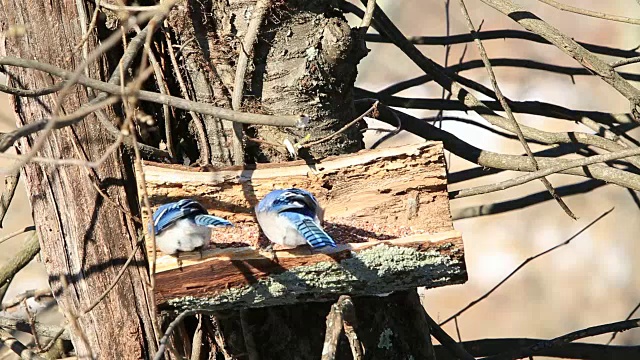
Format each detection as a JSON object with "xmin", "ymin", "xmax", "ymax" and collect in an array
[{"xmin": 140, "ymin": 141, "xmax": 467, "ymax": 311}]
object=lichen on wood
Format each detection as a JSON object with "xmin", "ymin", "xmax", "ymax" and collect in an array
[{"xmin": 164, "ymin": 232, "xmax": 466, "ymax": 310}]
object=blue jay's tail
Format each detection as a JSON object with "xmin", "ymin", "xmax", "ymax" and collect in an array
[
  {"xmin": 296, "ymin": 218, "xmax": 336, "ymax": 249},
  {"xmin": 193, "ymin": 214, "xmax": 233, "ymax": 228}
]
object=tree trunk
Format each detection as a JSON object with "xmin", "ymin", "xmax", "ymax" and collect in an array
[
  {"xmin": 161, "ymin": 1, "xmax": 437, "ymax": 359},
  {"xmin": 0, "ymin": 0, "xmax": 158, "ymax": 358},
  {"xmin": 0, "ymin": 0, "xmax": 437, "ymax": 358}
]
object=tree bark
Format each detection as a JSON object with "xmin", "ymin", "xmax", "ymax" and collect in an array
[
  {"xmin": 0, "ymin": 0, "xmax": 158, "ymax": 358},
  {"xmin": 0, "ymin": 0, "xmax": 441, "ymax": 358},
  {"xmin": 159, "ymin": 1, "xmax": 440, "ymax": 359}
]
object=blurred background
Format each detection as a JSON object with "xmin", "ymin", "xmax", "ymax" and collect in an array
[{"xmin": 1, "ymin": 0, "xmax": 639, "ymax": 357}]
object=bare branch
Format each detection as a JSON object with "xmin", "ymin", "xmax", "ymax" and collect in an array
[
  {"xmin": 0, "ymin": 316, "xmax": 69, "ymax": 340},
  {"xmin": 480, "ymin": 0, "xmax": 640, "ymax": 116},
  {"xmin": 163, "ymin": 30, "xmax": 211, "ymax": 165},
  {"xmin": 434, "ymin": 338, "xmax": 640, "ymax": 359},
  {"xmin": 361, "ymin": 31, "xmax": 640, "ymax": 59},
  {"xmin": 0, "ymin": 172, "xmax": 19, "ymax": 227},
  {"xmin": 0, "ymin": 82, "xmax": 64, "ymax": 97},
  {"xmin": 357, "ymin": 101, "xmax": 640, "ymax": 191},
  {"xmin": 356, "ymin": 88, "xmax": 634, "ymax": 126},
  {"xmin": 608, "ymin": 299, "xmax": 640, "ymax": 344},
  {"xmin": 0, "ymin": 57, "xmax": 308, "ymax": 128},
  {"xmin": 451, "ymin": 147, "xmax": 640, "ymax": 198},
  {"xmin": 536, "ymin": 0, "xmax": 640, "ymax": 25},
  {"xmin": 0, "ymin": 328, "xmax": 45, "ymax": 360},
  {"xmin": 0, "ymin": 226, "xmax": 36, "ymax": 244},
  {"xmin": 452, "ymin": 180, "xmax": 605, "ymax": 220},
  {"xmin": 424, "ymin": 311, "xmax": 475, "ymax": 360},
  {"xmin": 359, "ymin": 0, "xmax": 377, "ymax": 31},
  {"xmin": 231, "ymin": 0, "xmax": 272, "ymax": 164},
  {"xmin": 1, "ymin": 288, "xmax": 52, "ymax": 311},
  {"xmin": 457, "ymin": 0, "xmax": 574, "ymax": 218},
  {"xmin": 0, "ymin": 233, "xmax": 40, "ymax": 289},
  {"xmin": 487, "ymin": 318, "xmax": 640, "ymax": 360},
  {"xmin": 440, "ymin": 208, "xmax": 613, "ymax": 326},
  {"xmin": 300, "ymin": 101, "xmax": 378, "ymax": 149}
]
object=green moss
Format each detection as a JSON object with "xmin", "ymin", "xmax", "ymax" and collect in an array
[
  {"xmin": 377, "ymin": 328, "xmax": 393, "ymax": 349},
  {"xmin": 166, "ymin": 243, "xmax": 464, "ymax": 311}
]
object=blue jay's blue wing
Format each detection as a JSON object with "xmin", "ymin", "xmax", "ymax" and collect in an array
[
  {"xmin": 151, "ymin": 199, "xmax": 208, "ymax": 234},
  {"xmin": 193, "ymin": 214, "xmax": 233, "ymax": 228},
  {"xmin": 282, "ymin": 212, "xmax": 336, "ymax": 249},
  {"xmin": 261, "ymin": 188, "xmax": 321, "ymax": 216}
]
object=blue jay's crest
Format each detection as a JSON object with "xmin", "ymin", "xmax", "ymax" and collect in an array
[
  {"xmin": 151, "ymin": 199, "xmax": 230, "ymax": 235},
  {"xmin": 256, "ymin": 188, "xmax": 336, "ymax": 249},
  {"xmin": 193, "ymin": 214, "xmax": 233, "ymax": 228},
  {"xmin": 257, "ymin": 188, "xmax": 320, "ymax": 215}
]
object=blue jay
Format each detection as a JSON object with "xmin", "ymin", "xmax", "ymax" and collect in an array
[
  {"xmin": 255, "ymin": 188, "xmax": 336, "ymax": 249},
  {"xmin": 151, "ymin": 199, "xmax": 233, "ymax": 255}
]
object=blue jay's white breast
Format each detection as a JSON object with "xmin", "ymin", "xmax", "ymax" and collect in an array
[
  {"xmin": 155, "ymin": 218, "xmax": 212, "ymax": 255},
  {"xmin": 256, "ymin": 211, "xmax": 310, "ymax": 247}
]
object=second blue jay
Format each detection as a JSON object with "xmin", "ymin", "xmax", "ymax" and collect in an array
[
  {"xmin": 255, "ymin": 188, "xmax": 336, "ymax": 249},
  {"xmin": 151, "ymin": 199, "xmax": 233, "ymax": 255}
]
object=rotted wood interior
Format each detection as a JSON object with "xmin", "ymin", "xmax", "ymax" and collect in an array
[{"xmin": 140, "ymin": 142, "xmax": 466, "ymax": 310}]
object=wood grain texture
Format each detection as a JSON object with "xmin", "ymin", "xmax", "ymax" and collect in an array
[
  {"xmin": 157, "ymin": 231, "xmax": 465, "ymax": 311},
  {"xmin": 142, "ymin": 142, "xmax": 466, "ymax": 310},
  {"xmin": 0, "ymin": 1, "xmax": 158, "ymax": 358}
]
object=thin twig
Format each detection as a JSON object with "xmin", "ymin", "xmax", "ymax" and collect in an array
[
  {"xmin": 356, "ymin": 90, "xmax": 640, "ymax": 169},
  {"xmin": 4, "ymin": 5, "xmax": 172, "ymax": 175},
  {"xmin": 458, "ymin": 0, "xmax": 574, "ymax": 218},
  {"xmin": 610, "ymin": 56, "xmax": 640, "ymax": 68},
  {"xmin": 154, "ymin": 310, "xmax": 199, "ymax": 360},
  {"xmin": 0, "ymin": 172, "xmax": 20, "ymax": 227},
  {"xmin": 163, "ymin": 29, "xmax": 211, "ymax": 165},
  {"xmin": 0, "ymin": 82, "xmax": 64, "ymax": 97},
  {"xmin": 434, "ymin": 338, "xmax": 640, "ymax": 359},
  {"xmin": 231, "ymin": 0, "xmax": 272, "ymax": 164},
  {"xmin": 1, "ymin": 288, "xmax": 52, "ymax": 310},
  {"xmin": 23, "ymin": 299, "xmax": 43, "ymax": 351},
  {"xmin": 135, "ymin": 24, "xmax": 174, "ymax": 159},
  {"xmin": 0, "ymin": 226, "xmax": 36, "ymax": 244},
  {"xmin": 451, "ymin": 147, "xmax": 640, "ymax": 198},
  {"xmin": 607, "ymin": 300, "xmax": 640, "ymax": 344},
  {"xmin": 424, "ymin": 311, "xmax": 475, "ymax": 360},
  {"xmin": 0, "ymin": 57, "xmax": 307, "ymax": 128},
  {"xmin": 440, "ymin": 208, "xmax": 614, "ymax": 326},
  {"xmin": 356, "ymin": 101, "xmax": 640, "ymax": 191},
  {"xmin": 120, "ymin": 47, "xmax": 163, "ymax": 346},
  {"xmin": 79, "ymin": 234, "xmax": 144, "ymax": 315},
  {"xmin": 73, "ymin": 0, "xmax": 102, "ymax": 54},
  {"xmin": 360, "ymin": 30, "xmax": 640, "ymax": 59},
  {"xmin": 536, "ymin": 0, "xmax": 640, "ymax": 25},
  {"xmin": 300, "ymin": 101, "xmax": 378, "ymax": 148},
  {"xmin": 95, "ymin": 1, "xmax": 162, "ymax": 12},
  {"xmin": 480, "ymin": 0, "xmax": 640, "ymax": 118}
]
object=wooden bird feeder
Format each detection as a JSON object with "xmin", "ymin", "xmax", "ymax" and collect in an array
[{"xmin": 139, "ymin": 141, "xmax": 467, "ymax": 311}]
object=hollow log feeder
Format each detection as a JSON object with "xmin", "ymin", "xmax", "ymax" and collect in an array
[{"xmin": 140, "ymin": 141, "xmax": 466, "ymax": 311}]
